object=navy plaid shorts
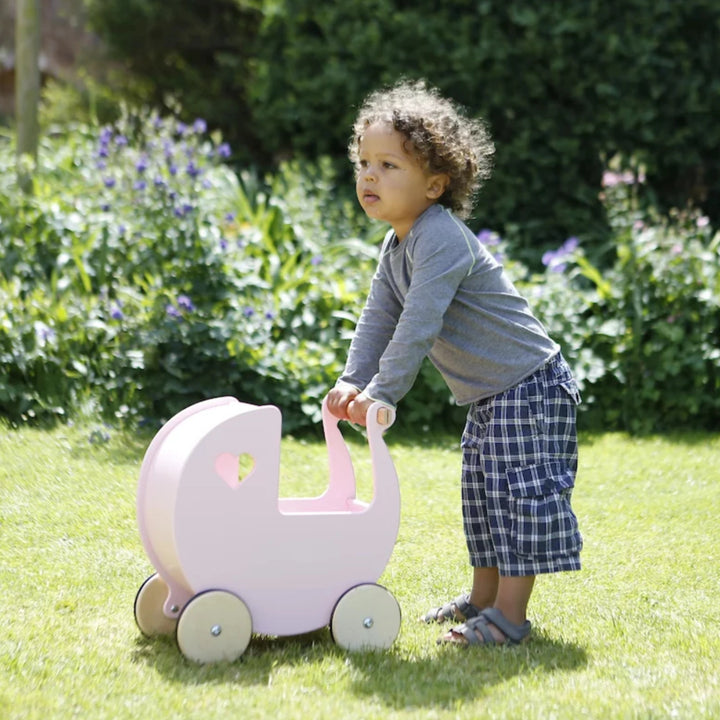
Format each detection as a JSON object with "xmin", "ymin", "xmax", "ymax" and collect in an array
[{"xmin": 461, "ymin": 353, "xmax": 583, "ymax": 576}]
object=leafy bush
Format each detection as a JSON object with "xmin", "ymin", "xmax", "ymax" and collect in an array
[
  {"xmin": 82, "ymin": 0, "xmax": 263, "ymax": 160},
  {"xmin": 73, "ymin": 0, "xmax": 720, "ymax": 272},
  {"xmin": 513, "ymin": 167, "xmax": 720, "ymax": 433},
  {"xmin": 0, "ymin": 116, "xmax": 381, "ymax": 430},
  {"xmin": 248, "ymin": 0, "xmax": 720, "ymax": 259},
  {"xmin": 2, "ymin": 119, "xmax": 718, "ymax": 433}
]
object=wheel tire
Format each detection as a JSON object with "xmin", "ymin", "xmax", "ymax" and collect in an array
[
  {"xmin": 331, "ymin": 584, "xmax": 401, "ymax": 651},
  {"xmin": 134, "ymin": 573, "xmax": 177, "ymax": 637},
  {"xmin": 176, "ymin": 590, "xmax": 252, "ymax": 664}
]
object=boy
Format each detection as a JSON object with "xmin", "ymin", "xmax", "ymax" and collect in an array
[{"xmin": 326, "ymin": 80, "xmax": 582, "ymax": 646}]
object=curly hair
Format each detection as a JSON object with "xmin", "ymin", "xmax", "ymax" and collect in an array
[{"xmin": 349, "ymin": 80, "xmax": 494, "ymax": 219}]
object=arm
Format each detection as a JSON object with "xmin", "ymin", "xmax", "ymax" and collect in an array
[
  {"xmin": 363, "ymin": 225, "xmax": 474, "ymax": 407},
  {"xmin": 337, "ymin": 240, "xmax": 404, "ymax": 395}
]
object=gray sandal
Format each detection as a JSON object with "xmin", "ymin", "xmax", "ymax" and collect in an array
[
  {"xmin": 439, "ymin": 607, "xmax": 532, "ymax": 646},
  {"xmin": 423, "ymin": 593, "xmax": 482, "ymax": 624}
]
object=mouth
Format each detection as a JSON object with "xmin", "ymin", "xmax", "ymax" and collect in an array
[{"xmin": 362, "ymin": 190, "xmax": 380, "ymax": 204}]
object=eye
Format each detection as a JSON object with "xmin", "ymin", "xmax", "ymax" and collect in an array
[{"xmin": 383, "ymin": 161, "xmax": 397, "ymax": 169}]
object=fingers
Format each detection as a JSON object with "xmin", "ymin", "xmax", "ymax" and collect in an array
[
  {"xmin": 347, "ymin": 395, "xmax": 373, "ymax": 426},
  {"xmin": 326, "ymin": 385, "xmax": 359, "ymax": 420},
  {"xmin": 346, "ymin": 399, "xmax": 364, "ymax": 426}
]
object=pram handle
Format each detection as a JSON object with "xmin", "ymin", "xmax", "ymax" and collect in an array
[{"xmin": 320, "ymin": 396, "xmax": 396, "ymax": 506}]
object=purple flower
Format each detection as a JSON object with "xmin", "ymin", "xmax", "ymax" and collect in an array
[
  {"xmin": 217, "ymin": 143, "xmax": 231, "ymax": 159},
  {"xmin": 311, "ymin": 255, "xmax": 322, "ymax": 265},
  {"xmin": 176, "ymin": 122, "xmax": 187, "ymax": 136},
  {"xmin": 115, "ymin": 135, "xmax": 128, "ymax": 147},
  {"xmin": 219, "ymin": 238, "xmax": 229, "ymax": 251},
  {"xmin": 166, "ymin": 304, "xmax": 181, "ymax": 318},
  {"xmin": 99, "ymin": 127, "xmax": 113, "ymax": 144},
  {"xmin": 225, "ymin": 212, "xmax": 236, "ymax": 223},
  {"xmin": 563, "ymin": 236, "xmax": 579, "ymax": 253},
  {"xmin": 110, "ymin": 304, "xmax": 124, "ymax": 320},
  {"xmin": 177, "ymin": 295, "xmax": 195, "ymax": 312},
  {"xmin": 136, "ymin": 155, "xmax": 149, "ymax": 173},
  {"xmin": 193, "ymin": 118, "xmax": 207, "ymax": 134},
  {"xmin": 133, "ymin": 180, "xmax": 147, "ymax": 191},
  {"xmin": 169, "ymin": 163, "xmax": 178, "ymax": 176},
  {"xmin": 34, "ymin": 321, "xmax": 56, "ymax": 345},
  {"xmin": 542, "ymin": 236, "xmax": 579, "ymax": 273},
  {"xmin": 186, "ymin": 162, "xmax": 201, "ymax": 178},
  {"xmin": 477, "ymin": 229, "xmax": 501, "ymax": 246},
  {"xmin": 103, "ymin": 176, "xmax": 116, "ymax": 188},
  {"xmin": 173, "ymin": 203, "xmax": 194, "ymax": 218},
  {"xmin": 243, "ymin": 307, "xmax": 254, "ymax": 318}
]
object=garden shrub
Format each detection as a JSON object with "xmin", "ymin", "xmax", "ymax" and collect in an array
[
  {"xmin": 248, "ymin": 0, "xmax": 720, "ymax": 259},
  {"xmin": 82, "ymin": 0, "xmax": 264, "ymax": 161},
  {"xmin": 514, "ymin": 167, "xmax": 720, "ymax": 433},
  {"xmin": 0, "ymin": 116, "xmax": 382, "ymax": 430},
  {"xmin": 1, "ymin": 120, "xmax": 718, "ymax": 433},
  {"xmin": 78, "ymin": 0, "xmax": 720, "ymax": 269}
]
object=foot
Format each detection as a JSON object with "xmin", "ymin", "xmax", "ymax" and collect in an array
[
  {"xmin": 438, "ymin": 608, "xmax": 531, "ymax": 647},
  {"xmin": 423, "ymin": 593, "xmax": 483, "ymax": 624}
]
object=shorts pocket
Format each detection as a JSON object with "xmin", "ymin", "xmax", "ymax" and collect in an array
[
  {"xmin": 559, "ymin": 380, "xmax": 581, "ymax": 406},
  {"xmin": 506, "ymin": 461, "xmax": 582, "ymax": 559}
]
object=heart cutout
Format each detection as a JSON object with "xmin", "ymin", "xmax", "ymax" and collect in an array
[{"xmin": 214, "ymin": 452, "xmax": 256, "ymax": 489}]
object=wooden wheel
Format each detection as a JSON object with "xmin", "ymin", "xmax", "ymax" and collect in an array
[
  {"xmin": 331, "ymin": 584, "xmax": 401, "ymax": 651},
  {"xmin": 134, "ymin": 573, "xmax": 177, "ymax": 637},
  {"xmin": 176, "ymin": 590, "xmax": 252, "ymax": 664}
]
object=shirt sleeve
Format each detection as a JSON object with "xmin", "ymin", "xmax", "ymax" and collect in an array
[
  {"xmin": 363, "ymin": 224, "xmax": 475, "ymax": 405},
  {"xmin": 339, "ymin": 241, "xmax": 404, "ymax": 393}
]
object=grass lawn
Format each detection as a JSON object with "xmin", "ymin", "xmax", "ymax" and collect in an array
[{"xmin": 1, "ymin": 417, "xmax": 719, "ymax": 719}]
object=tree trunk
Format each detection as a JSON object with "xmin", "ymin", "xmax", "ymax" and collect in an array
[{"xmin": 15, "ymin": 0, "xmax": 41, "ymax": 193}]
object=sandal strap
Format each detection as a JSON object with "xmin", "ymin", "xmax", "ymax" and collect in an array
[
  {"xmin": 459, "ymin": 617, "xmax": 495, "ymax": 645},
  {"xmin": 451, "ymin": 593, "xmax": 480, "ymax": 618},
  {"xmin": 478, "ymin": 608, "xmax": 532, "ymax": 644},
  {"xmin": 424, "ymin": 593, "xmax": 480, "ymax": 623}
]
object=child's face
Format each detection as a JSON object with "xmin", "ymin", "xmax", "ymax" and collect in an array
[{"xmin": 355, "ymin": 122, "xmax": 447, "ymax": 240}]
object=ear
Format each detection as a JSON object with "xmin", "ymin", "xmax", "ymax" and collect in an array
[{"xmin": 426, "ymin": 173, "xmax": 450, "ymax": 200}]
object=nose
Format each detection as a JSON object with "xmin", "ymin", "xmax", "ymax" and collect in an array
[{"xmin": 360, "ymin": 164, "xmax": 376, "ymax": 182}]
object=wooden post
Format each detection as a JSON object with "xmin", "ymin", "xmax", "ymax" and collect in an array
[{"xmin": 15, "ymin": 0, "xmax": 41, "ymax": 193}]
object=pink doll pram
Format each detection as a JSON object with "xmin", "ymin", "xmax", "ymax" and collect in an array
[{"xmin": 133, "ymin": 396, "xmax": 401, "ymax": 663}]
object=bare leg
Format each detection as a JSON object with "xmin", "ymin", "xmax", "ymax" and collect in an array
[
  {"xmin": 494, "ymin": 575, "xmax": 534, "ymax": 626},
  {"xmin": 469, "ymin": 566, "xmax": 499, "ymax": 609}
]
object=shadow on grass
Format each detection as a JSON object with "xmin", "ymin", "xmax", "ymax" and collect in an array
[
  {"xmin": 131, "ymin": 627, "xmax": 586, "ymax": 709},
  {"xmin": 347, "ymin": 632, "xmax": 588, "ymax": 709},
  {"xmin": 131, "ymin": 628, "xmax": 340, "ymax": 687}
]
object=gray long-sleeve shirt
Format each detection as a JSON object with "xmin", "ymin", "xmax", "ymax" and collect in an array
[{"xmin": 339, "ymin": 204, "xmax": 559, "ymax": 407}]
